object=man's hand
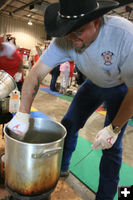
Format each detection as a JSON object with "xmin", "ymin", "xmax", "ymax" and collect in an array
[
  {"xmin": 14, "ymin": 72, "xmax": 22, "ymax": 82},
  {"xmin": 7, "ymin": 112, "xmax": 30, "ymax": 140},
  {"xmin": 91, "ymin": 125, "xmax": 118, "ymax": 150}
]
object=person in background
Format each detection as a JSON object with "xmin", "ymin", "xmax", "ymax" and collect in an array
[
  {"xmin": 0, "ymin": 40, "xmax": 23, "ymax": 92},
  {"xmin": 30, "ymin": 47, "xmax": 39, "ymax": 67},
  {"xmin": 14, "ymin": 48, "xmax": 24, "ymax": 93},
  {"xmin": 50, "ymin": 65, "xmax": 60, "ymax": 91},
  {"xmin": 14, "ymin": 71, "xmax": 24, "ymax": 93},
  {"xmin": 59, "ymin": 61, "xmax": 70, "ymax": 94},
  {"xmin": 7, "ymin": 0, "xmax": 133, "ymax": 199},
  {"xmin": 69, "ymin": 60, "xmax": 75, "ymax": 86}
]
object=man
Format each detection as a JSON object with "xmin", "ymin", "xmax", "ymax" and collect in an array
[{"xmin": 7, "ymin": 0, "xmax": 133, "ymax": 199}]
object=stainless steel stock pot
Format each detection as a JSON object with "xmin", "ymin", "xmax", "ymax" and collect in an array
[
  {"xmin": 0, "ymin": 70, "xmax": 16, "ymax": 99},
  {"xmin": 4, "ymin": 117, "xmax": 67, "ymax": 196}
]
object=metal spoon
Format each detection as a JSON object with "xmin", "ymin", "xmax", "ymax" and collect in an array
[{"xmin": 74, "ymin": 149, "xmax": 93, "ymax": 167}]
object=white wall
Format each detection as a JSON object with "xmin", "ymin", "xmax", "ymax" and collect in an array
[{"xmin": 0, "ymin": 15, "xmax": 46, "ymax": 49}]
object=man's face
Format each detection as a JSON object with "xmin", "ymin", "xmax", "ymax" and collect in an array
[{"xmin": 67, "ymin": 19, "xmax": 100, "ymax": 50}]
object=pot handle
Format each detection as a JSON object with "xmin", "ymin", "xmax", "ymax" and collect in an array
[{"xmin": 31, "ymin": 147, "xmax": 62, "ymax": 159}]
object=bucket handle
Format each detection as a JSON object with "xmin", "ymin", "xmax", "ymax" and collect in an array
[{"xmin": 31, "ymin": 147, "xmax": 62, "ymax": 159}]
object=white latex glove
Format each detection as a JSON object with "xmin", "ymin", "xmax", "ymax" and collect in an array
[
  {"xmin": 14, "ymin": 72, "xmax": 22, "ymax": 82},
  {"xmin": 91, "ymin": 125, "xmax": 118, "ymax": 150},
  {"xmin": 7, "ymin": 112, "xmax": 30, "ymax": 140}
]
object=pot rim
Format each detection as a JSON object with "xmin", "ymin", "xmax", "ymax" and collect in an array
[{"xmin": 4, "ymin": 118, "xmax": 67, "ymax": 146}]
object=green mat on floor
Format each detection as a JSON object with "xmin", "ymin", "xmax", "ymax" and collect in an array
[
  {"xmin": 56, "ymin": 94, "xmax": 73, "ymax": 102},
  {"xmin": 69, "ymin": 136, "xmax": 133, "ymax": 200}
]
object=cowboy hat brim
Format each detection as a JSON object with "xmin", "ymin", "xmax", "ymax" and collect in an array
[{"xmin": 44, "ymin": 1, "xmax": 119, "ymax": 37}]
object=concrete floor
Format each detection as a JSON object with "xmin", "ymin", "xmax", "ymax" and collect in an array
[{"xmin": 0, "ymin": 83, "xmax": 133, "ymax": 199}]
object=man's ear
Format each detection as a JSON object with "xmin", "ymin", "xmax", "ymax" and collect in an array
[{"xmin": 94, "ymin": 18, "xmax": 101, "ymax": 28}]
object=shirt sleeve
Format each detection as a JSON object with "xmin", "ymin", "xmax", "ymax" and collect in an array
[
  {"xmin": 40, "ymin": 38, "xmax": 72, "ymax": 68},
  {"xmin": 120, "ymin": 43, "xmax": 133, "ymax": 87}
]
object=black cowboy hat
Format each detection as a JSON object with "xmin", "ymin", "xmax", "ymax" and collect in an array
[{"xmin": 44, "ymin": 0, "xmax": 119, "ymax": 37}]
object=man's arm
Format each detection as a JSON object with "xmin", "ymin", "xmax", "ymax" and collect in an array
[
  {"xmin": 7, "ymin": 59, "xmax": 54, "ymax": 139},
  {"xmin": 19, "ymin": 59, "xmax": 52, "ymax": 114},
  {"xmin": 112, "ymin": 87, "xmax": 133, "ymax": 128}
]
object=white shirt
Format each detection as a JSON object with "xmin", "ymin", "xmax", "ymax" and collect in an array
[{"xmin": 40, "ymin": 15, "xmax": 133, "ymax": 88}]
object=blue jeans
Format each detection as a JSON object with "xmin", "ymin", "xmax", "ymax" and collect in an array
[{"xmin": 61, "ymin": 79, "xmax": 128, "ymax": 200}]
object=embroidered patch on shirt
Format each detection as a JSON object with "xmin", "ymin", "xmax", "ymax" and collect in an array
[{"xmin": 101, "ymin": 51, "xmax": 114, "ymax": 66}]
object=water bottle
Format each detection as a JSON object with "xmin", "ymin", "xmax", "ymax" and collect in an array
[{"xmin": 9, "ymin": 89, "xmax": 20, "ymax": 113}]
